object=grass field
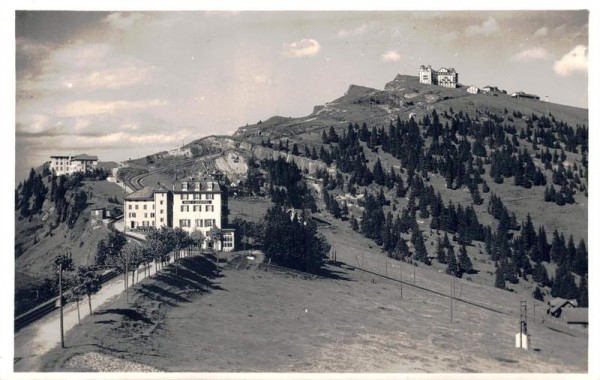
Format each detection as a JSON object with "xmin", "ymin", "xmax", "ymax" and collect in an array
[{"xmin": 38, "ymin": 219, "xmax": 586, "ymax": 373}]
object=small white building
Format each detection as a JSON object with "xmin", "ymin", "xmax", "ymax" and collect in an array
[
  {"xmin": 467, "ymin": 86, "xmax": 479, "ymax": 94},
  {"xmin": 50, "ymin": 154, "xmax": 98, "ymax": 176}
]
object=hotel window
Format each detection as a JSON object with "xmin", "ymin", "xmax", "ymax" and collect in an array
[
  {"xmin": 144, "ymin": 213, "xmax": 148, "ymax": 218},
  {"xmin": 128, "ymin": 205, "xmax": 132, "ymax": 210},
  {"xmin": 206, "ymin": 205, "xmax": 214, "ymax": 212},
  {"xmin": 160, "ymin": 218, "xmax": 164, "ymax": 223},
  {"xmin": 181, "ymin": 205, "xmax": 189, "ymax": 212},
  {"xmin": 206, "ymin": 193, "xmax": 214, "ymax": 200},
  {"xmin": 180, "ymin": 219, "xmax": 190, "ymax": 227},
  {"xmin": 193, "ymin": 193, "xmax": 201, "ymax": 200},
  {"xmin": 151, "ymin": 213, "xmax": 155, "ymax": 217},
  {"xmin": 135, "ymin": 205, "xmax": 139, "ymax": 210},
  {"xmin": 131, "ymin": 213, "xmax": 136, "ymax": 217},
  {"xmin": 205, "ymin": 219, "xmax": 213, "ymax": 227},
  {"xmin": 182, "ymin": 194, "xmax": 189, "ymax": 200},
  {"xmin": 160, "ymin": 209, "xmax": 164, "ymax": 214},
  {"xmin": 160, "ymin": 200, "xmax": 164, "ymax": 205},
  {"xmin": 143, "ymin": 204, "xmax": 147, "ymax": 210},
  {"xmin": 195, "ymin": 219, "xmax": 203, "ymax": 227}
]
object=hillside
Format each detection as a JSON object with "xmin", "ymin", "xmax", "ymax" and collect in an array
[
  {"xmin": 18, "ymin": 72, "xmax": 588, "ymax": 373},
  {"xmin": 14, "ymin": 169, "xmax": 126, "ymax": 315},
  {"xmin": 116, "ymin": 73, "xmax": 588, "ymax": 306}
]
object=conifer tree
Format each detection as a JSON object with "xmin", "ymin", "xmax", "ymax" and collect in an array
[
  {"xmin": 458, "ymin": 245, "xmax": 473, "ymax": 274},
  {"xmin": 446, "ymin": 248, "xmax": 458, "ymax": 276},
  {"xmin": 436, "ymin": 238, "xmax": 447, "ymax": 264}
]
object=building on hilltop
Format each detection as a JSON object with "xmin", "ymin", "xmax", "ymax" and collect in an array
[
  {"xmin": 124, "ymin": 175, "xmax": 235, "ymax": 252},
  {"xmin": 419, "ymin": 65, "xmax": 458, "ymax": 88},
  {"xmin": 511, "ymin": 91, "xmax": 540, "ymax": 100},
  {"xmin": 50, "ymin": 154, "xmax": 98, "ymax": 176},
  {"xmin": 467, "ymin": 85, "xmax": 480, "ymax": 94}
]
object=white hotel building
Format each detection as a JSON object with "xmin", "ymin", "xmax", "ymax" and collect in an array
[
  {"xmin": 124, "ymin": 176, "xmax": 234, "ymax": 252},
  {"xmin": 50, "ymin": 154, "xmax": 98, "ymax": 175}
]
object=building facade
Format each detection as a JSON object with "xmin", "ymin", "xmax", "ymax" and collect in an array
[
  {"xmin": 50, "ymin": 154, "xmax": 98, "ymax": 175},
  {"xmin": 124, "ymin": 176, "xmax": 234, "ymax": 252},
  {"xmin": 419, "ymin": 65, "xmax": 458, "ymax": 88}
]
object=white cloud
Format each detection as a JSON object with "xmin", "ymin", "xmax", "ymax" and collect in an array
[
  {"xmin": 534, "ymin": 27, "xmax": 548, "ymax": 37},
  {"xmin": 19, "ymin": 42, "xmax": 156, "ymax": 95},
  {"xmin": 554, "ymin": 45, "xmax": 588, "ymax": 76},
  {"xmin": 283, "ymin": 38, "xmax": 321, "ymax": 58},
  {"xmin": 336, "ymin": 24, "xmax": 373, "ymax": 38},
  {"xmin": 465, "ymin": 17, "xmax": 499, "ymax": 36},
  {"xmin": 103, "ymin": 12, "xmax": 144, "ymax": 30},
  {"xmin": 57, "ymin": 99, "xmax": 168, "ymax": 118},
  {"xmin": 381, "ymin": 50, "xmax": 401, "ymax": 62},
  {"xmin": 511, "ymin": 47, "xmax": 548, "ymax": 62}
]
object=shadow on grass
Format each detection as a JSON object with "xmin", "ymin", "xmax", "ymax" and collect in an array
[
  {"xmin": 95, "ymin": 308, "xmax": 153, "ymax": 324},
  {"xmin": 138, "ymin": 283, "xmax": 189, "ymax": 305},
  {"xmin": 130, "ymin": 255, "xmax": 226, "ymax": 308},
  {"xmin": 316, "ymin": 265, "xmax": 352, "ymax": 281}
]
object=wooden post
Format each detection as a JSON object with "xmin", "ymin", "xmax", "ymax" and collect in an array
[
  {"xmin": 400, "ymin": 263, "xmax": 403, "ymax": 299},
  {"xmin": 125, "ymin": 249, "xmax": 129, "ymax": 304},
  {"xmin": 450, "ymin": 276, "xmax": 454, "ymax": 323},
  {"xmin": 59, "ymin": 262, "xmax": 65, "ymax": 348}
]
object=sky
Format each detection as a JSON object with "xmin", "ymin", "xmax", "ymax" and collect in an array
[{"xmin": 14, "ymin": 10, "xmax": 589, "ymax": 183}]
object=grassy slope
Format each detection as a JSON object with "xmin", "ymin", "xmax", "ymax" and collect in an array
[{"xmin": 38, "ymin": 230, "xmax": 586, "ymax": 373}]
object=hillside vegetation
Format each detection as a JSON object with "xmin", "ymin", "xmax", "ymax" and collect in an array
[
  {"xmin": 14, "ymin": 166, "xmax": 125, "ymax": 315},
  {"xmin": 128, "ymin": 74, "xmax": 587, "ymax": 307}
]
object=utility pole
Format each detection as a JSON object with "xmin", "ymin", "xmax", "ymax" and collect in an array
[
  {"xmin": 125, "ymin": 240, "xmax": 129, "ymax": 304},
  {"xmin": 59, "ymin": 262, "xmax": 64, "ymax": 349},
  {"xmin": 400, "ymin": 262, "xmax": 403, "ymax": 299},
  {"xmin": 450, "ymin": 276, "xmax": 456, "ymax": 323}
]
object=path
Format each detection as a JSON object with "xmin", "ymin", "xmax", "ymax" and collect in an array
[{"xmin": 14, "ymin": 221, "xmax": 174, "ymax": 372}]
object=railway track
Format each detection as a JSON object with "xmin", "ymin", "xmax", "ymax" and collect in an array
[
  {"xmin": 14, "ymin": 218, "xmax": 142, "ymax": 332},
  {"xmin": 123, "ymin": 152, "xmax": 223, "ymax": 192},
  {"xmin": 14, "ymin": 268, "xmax": 120, "ymax": 332}
]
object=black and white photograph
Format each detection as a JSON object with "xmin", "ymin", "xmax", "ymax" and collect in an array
[{"xmin": 2, "ymin": 2, "xmax": 597, "ymax": 378}]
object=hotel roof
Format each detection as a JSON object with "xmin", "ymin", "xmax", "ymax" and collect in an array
[
  {"xmin": 72, "ymin": 154, "xmax": 98, "ymax": 161},
  {"xmin": 124, "ymin": 186, "xmax": 156, "ymax": 201}
]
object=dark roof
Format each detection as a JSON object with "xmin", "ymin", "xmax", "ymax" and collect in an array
[
  {"xmin": 124, "ymin": 186, "xmax": 156, "ymax": 201},
  {"xmin": 172, "ymin": 177, "xmax": 222, "ymax": 192},
  {"xmin": 562, "ymin": 308, "xmax": 588, "ymax": 324},
  {"xmin": 71, "ymin": 154, "xmax": 98, "ymax": 161},
  {"xmin": 548, "ymin": 298, "xmax": 578, "ymax": 314}
]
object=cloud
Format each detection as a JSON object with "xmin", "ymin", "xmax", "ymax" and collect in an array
[
  {"xmin": 381, "ymin": 50, "xmax": 401, "ymax": 62},
  {"xmin": 465, "ymin": 17, "xmax": 499, "ymax": 36},
  {"xmin": 103, "ymin": 12, "xmax": 144, "ymax": 30},
  {"xmin": 554, "ymin": 45, "xmax": 588, "ymax": 76},
  {"xmin": 57, "ymin": 99, "xmax": 168, "ymax": 117},
  {"xmin": 534, "ymin": 27, "xmax": 548, "ymax": 37},
  {"xmin": 18, "ymin": 42, "xmax": 157, "ymax": 95},
  {"xmin": 283, "ymin": 38, "xmax": 321, "ymax": 58},
  {"xmin": 511, "ymin": 47, "xmax": 548, "ymax": 62},
  {"xmin": 336, "ymin": 23, "xmax": 374, "ymax": 38}
]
